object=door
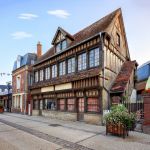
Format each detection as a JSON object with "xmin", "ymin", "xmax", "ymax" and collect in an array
[{"xmin": 77, "ymin": 98, "xmax": 85, "ymax": 121}]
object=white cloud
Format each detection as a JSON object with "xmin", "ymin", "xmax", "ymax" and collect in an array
[
  {"xmin": 11, "ymin": 32, "xmax": 32, "ymax": 40},
  {"xmin": 47, "ymin": 9, "xmax": 70, "ymax": 19},
  {"xmin": 18, "ymin": 13, "xmax": 38, "ymax": 20}
]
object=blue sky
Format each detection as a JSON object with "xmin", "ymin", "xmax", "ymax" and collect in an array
[{"xmin": 0, "ymin": 0, "xmax": 150, "ymax": 84}]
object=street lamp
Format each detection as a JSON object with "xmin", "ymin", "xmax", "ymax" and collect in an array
[{"xmin": 6, "ymin": 81, "xmax": 11, "ymax": 112}]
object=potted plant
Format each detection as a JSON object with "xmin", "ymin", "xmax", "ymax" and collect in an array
[
  {"xmin": 0, "ymin": 102, "xmax": 4, "ymax": 113},
  {"xmin": 104, "ymin": 104, "xmax": 136, "ymax": 138}
]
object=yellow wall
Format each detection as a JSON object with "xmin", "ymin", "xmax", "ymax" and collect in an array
[{"xmin": 55, "ymin": 83, "xmax": 72, "ymax": 91}]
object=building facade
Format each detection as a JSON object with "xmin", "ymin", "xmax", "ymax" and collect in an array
[
  {"xmin": 0, "ymin": 84, "xmax": 12, "ymax": 112},
  {"xmin": 12, "ymin": 53, "xmax": 37, "ymax": 114},
  {"xmin": 30, "ymin": 8, "xmax": 137, "ymax": 124},
  {"xmin": 136, "ymin": 61, "xmax": 150, "ymax": 99}
]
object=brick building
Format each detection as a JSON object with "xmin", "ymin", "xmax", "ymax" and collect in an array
[
  {"xmin": 0, "ymin": 84, "xmax": 12, "ymax": 112},
  {"xmin": 30, "ymin": 8, "xmax": 137, "ymax": 124},
  {"xmin": 12, "ymin": 53, "xmax": 37, "ymax": 114}
]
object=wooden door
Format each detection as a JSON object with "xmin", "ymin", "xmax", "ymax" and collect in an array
[{"xmin": 77, "ymin": 98, "xmax": 84, "ymax": 121}]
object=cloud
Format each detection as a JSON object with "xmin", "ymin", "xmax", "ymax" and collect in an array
[
  {"xmin": 11, "ymin": 32, "xmax": 32, "ymax": 40},
  {"xmin": 47, "ymin": 9, "xmax": 70, "ymax": 19},
  {"xmin": 18, "ymin": 13, "xmax": 38, "ymax": 20}
]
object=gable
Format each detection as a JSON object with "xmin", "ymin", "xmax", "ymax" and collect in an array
[
  {"xmin": 55, "ymin": 31, "xmax": 65, "ymax": 44},
  {"xmin": 105, "ymin": 10, "xmax": 130, "ymax": 60}
]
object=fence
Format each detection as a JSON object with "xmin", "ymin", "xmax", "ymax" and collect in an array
[{"xmin": 122, "ymin": 100, "xmax": 144, "ymax": 118}]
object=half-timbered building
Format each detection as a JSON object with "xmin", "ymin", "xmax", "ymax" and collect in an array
[{"xmin": 30, "ymin": 8, "xmax": 137, "ymax": 124}]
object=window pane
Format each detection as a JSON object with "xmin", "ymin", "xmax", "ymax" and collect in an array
[
  {"xmin": 35, "ymin": 71, "xmax": 38, "ymax": 82},
  {"xmin": 59, "ymin": 61, "xmax": 66, "ymax": 76},
  {"xmin": 40, "ymin": 70, "xmax": 43, "ymax": 81},
  {"xmin": 68, "ymin": 57, "xmax": 75, "ymax": 73},
  {"xmin": 78, "ymin": 53, "xmax": 86, "ymax": 71},
  {"xmin": 56, "ymin": 43, "xmax": 61, "ymax": 53},
  {"xmin": 87, "ymin": 98, "xmax": 99, "ymax": 112},
  {"xmin": 45, "ymin": 67, "xmax": 50, "ymax": 80},
  {"xmin": 62, "ymin": 40, "xmax": 67, "ymax": 50},
  {"xmin": 89, "ymin": 48, "xmax": 100, "ymax": 68},
  {"xmin": 45, "ymin": 99, "xmax": 56, "ymax": 110},
  {"xmin": 52, "ymin": 65, "xmax": 57, "ymax": 78}
]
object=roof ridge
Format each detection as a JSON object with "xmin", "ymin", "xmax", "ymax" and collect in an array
[{"xmin": 73, "ymin": 8, "xmax": 120, "ymax": 37}]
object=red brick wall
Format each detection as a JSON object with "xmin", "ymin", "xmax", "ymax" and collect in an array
[{"xmin": 143, "ymin": 94, "xmax": 150, "ymax": 125}]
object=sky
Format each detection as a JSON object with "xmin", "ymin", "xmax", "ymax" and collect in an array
[{"xmin": 0, "ymin": 0, "xmax": 150, "ymax": 84}]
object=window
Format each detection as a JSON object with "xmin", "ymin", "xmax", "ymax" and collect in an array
[
  {"xmin": 52, "ymin": 64, "xmax": 57, "ymax": 78},
  {"xmin": 87, "ymin": 98, "xmax": 99, "ymax": 112},
  {"xmin": 59, "ymin": 99, "xmax": 65, "ymax": 111},
  {"xmin": 116, "ymin": 33, "xmax": 120, "ymax": 46},
  {"xmin": 35, "ymin": 71, "xmax": 38, "ymax": 82},
  {"xmin": 40, "ymin": 70, "xmax": 43, "ymax": 81},
  {"xmin": 45, "ymin": 67, "xmax": 50, "ymax": 80},
  {"xmin": 62, "ymin": 40, "xmax": 67, "ymax": 50},
  {"xmin": 59, "ymin": 61, "xmax": 66, "ymax": 76},
  {"xmin": 56, "ymin": 43, "xmax": 61, "ymax": 53},
  {"xmin": 68, "ymin": 57, "xmax": 75, "ymax": 73},
  {"xmin": 56, "ymin": 40, "xmax": 67, "ymax": 53},
  {"xmin": 31, "ymin": 60, "xmax": 35, "ymax": 65},
  {"xmin": 16, "ymin": 76, "xmax": 21, "ymax": 90},
  {"xmin": 78, "ymin": 53, "xmax": 86, "ymax": 71},
  {"xmin": 45, "ymin": 99, "xmax": 56, "ymax": 110},
  {"xmin": 89, "ymin": 48, "xmax": 100, "ymax": 68},
  {"xmin": 67, "ymin": 99, "xmax": 75, "ymax": 111}
]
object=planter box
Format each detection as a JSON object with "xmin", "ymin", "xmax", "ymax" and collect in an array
[{"xmin": 106, "ymin": 123, "xmax": 128, "ymax": 138}]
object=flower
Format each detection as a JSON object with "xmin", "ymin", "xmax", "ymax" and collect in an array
[{"xmin": 104, "ymin": 105, "xmax": 136, "ymax": 129}]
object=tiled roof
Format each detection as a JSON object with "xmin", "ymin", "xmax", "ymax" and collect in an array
[
  {"xmin": 37, "ymin": 8, "xmax": 120, "ymax": 64},
  {"xmin": 110, "ymin": 61, "xmax": 136, "ymax": 93}
]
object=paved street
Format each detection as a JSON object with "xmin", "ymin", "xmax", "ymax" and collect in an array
[{"xmin": 0, "ymin": 113, "xmax": 150, "ymax": 150}]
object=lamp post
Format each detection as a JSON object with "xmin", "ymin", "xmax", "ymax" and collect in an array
[{"xmin": 6, "ymin": 81, "xmax": 11, "ymax": 112}]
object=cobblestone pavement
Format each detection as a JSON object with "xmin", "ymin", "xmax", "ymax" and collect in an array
[{"xmin": 0, "ymin": 113, "xmax": 150, "ymax": 150}]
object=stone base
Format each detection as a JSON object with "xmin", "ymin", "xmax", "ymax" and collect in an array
[
  {"xmin": 32, "ymin": 110, "xmax": 40, "ymax": 116},
  {"xmin": 42, "ymin": 110, "xmax": 77, "ymax": 121},
  {"xmin": 84, "ymin": 113, "xmax": 102, "ymax": 125}
]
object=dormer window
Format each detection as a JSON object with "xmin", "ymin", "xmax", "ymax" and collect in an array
[
  {"xmin": 56, "ymin": 40, "xmax": 67, "ymax": 53},
  {"xmin": 52, "ymin": 27, "xmax": 74, "ymax": 54}
]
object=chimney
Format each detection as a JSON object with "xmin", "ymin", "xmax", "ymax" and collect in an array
[{"xmin": 37, "ymin": 41, "xmax": 42, "ymax": 58}]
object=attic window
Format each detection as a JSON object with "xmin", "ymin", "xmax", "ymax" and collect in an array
[
  {"xmin": 56, "ymin": 40, "xmax": 67, "ymax": 53},
  {"xmin": 116, "ymin": 33, "xmax": 120, "ymax": 46}
]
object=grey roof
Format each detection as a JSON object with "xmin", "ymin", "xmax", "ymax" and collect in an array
[
  {"xmin": 0, "ymin": 85, "xmax": 12, "ymax": 96},
  {"xmin": 13, "ymin": 53, "xmax": 37, "ymax": 71}
]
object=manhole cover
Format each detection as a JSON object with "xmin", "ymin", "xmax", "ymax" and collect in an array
[{"xmin": 49, "ymin": 124, "xmax": 62, "ymax": 127}]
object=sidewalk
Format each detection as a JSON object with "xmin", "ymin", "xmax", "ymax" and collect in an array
[{"xmin": 0, "ymin": 113, "xmax": 150, "ymax": 150}]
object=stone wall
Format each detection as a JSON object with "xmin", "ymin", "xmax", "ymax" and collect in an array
[
  {"xmin": 84, "ymin": 113, "xmax": 102, "ymax": 125},
  {"xmin": 42, "ymin": 110, "xmax": 77, "ymax": 121},
  {"xmin": 32, "ymin": 110, "xmax": 39, "ymax": 116}
]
